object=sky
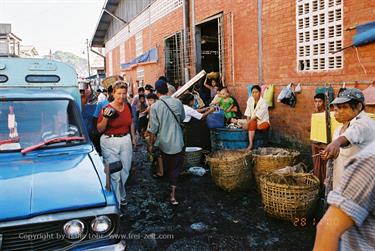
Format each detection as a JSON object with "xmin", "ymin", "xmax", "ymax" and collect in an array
[{"xmin": 0, "ymin": 0, "xmax": 105, "ymax": 56}]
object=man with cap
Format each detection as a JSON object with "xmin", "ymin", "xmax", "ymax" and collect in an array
[
  {"xmin": 321, "ymin": 88, "xmax": 375, "ymax": 189},
  {"xmin": 147, "ymin": 79, "xmax": 185, "ymax": 205}
]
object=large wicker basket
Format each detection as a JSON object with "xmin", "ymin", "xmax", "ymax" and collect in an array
[
  {"xmin": 206, "ymin": 150, "xmax": 252, "ymax": 192},
  {"xmin": 253, "ymin": 147, "xmax": 300, "ymax": 189},
  {"xmin": 184, "ymin": 147, "xmax": 203, "ymax": 168},
  {"xmin": 259, "ymin": 172, "xmax": 320, "ymax": 221}
]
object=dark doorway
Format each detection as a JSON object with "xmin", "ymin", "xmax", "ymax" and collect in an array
[
  {"xmin": 195, "ymin": 15, "xmax": 224, "ymax": 103},
  {"xmin": 198, "ymin": 19, "xmax": 220, "ymax": 74}
]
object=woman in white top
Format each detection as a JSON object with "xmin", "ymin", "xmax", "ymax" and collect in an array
[
  {"xmin": 180, "ymin": 93, "xmax": 214, "ymax": 150},
  {"xmin": 243, "ymin": 85, "xmax": 270, "ymax": 150}
]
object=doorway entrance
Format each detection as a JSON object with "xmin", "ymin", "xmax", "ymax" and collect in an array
[{"xmin": 195, "ymin": 14, "xmax": 224, "ymax": 101}]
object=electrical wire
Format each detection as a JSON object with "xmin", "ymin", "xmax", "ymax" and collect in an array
[{"xmin": 355, "ymin": 46, "xmax": 367, "ymax": 74}]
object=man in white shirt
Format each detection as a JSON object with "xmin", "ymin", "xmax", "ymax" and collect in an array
[{"xmin": 180, "ymin": 93, "xmax": 214, "ymax": 150}]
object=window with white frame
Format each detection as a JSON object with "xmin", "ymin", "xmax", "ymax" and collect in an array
[
  {"xmin": 120, "ymin": 43, "xmax": 125, "ymax": 64},
  {"xmin": 136, "ymin": 67, "xmax": 144, "ymax": 82},
  {"xmin": 296, "ymin": 0, "xmax": 343, "ymax": 72},
  {"xmin": 135, "ymin": 32, "xmax": 143, "ymax": 57}
]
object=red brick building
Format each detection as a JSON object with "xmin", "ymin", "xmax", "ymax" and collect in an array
[{"xmin": 91, "ymin": 0, "xmax": 375, "ymax": 147}]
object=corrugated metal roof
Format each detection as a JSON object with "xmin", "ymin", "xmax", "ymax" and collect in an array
[{"xmin": 91, "ymin": 0, "xmax": 121, "ymax": 48}]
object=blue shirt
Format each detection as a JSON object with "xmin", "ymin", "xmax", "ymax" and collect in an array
[
  {"xmin": 327, "ymin": 140, "xmax": 375, "ymax": 251},
  {"xmin": 93, "ymin": 99, "xmax": 109, "ymax": 118},
  {"xmin": 148, "ymin": 95, "xmax": 185, "ymax": 154}
]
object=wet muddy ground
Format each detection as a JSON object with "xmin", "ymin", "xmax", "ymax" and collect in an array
[{"xmin": 120, "ymin": 144, "xmax": 316, "ymax": 250}]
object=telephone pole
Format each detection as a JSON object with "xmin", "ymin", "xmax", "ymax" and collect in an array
[{"xmin": 86, "ymin": 39, "xmax": 91, "ymax": 76}]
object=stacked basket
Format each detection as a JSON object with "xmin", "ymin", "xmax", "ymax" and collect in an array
[
  {"xmin": 252, "ymin": 147, "xmax": 300, "ymax": 189},
  {"xmin": 206, "ymin": 150, "xmax": 252, "ymax": 192},
  {"xmin": 259, "ymin": 172, "xmax": 320, "ymax": 221}
]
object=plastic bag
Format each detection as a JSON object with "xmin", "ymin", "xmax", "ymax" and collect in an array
[
  {"xmin": 277, "ymin": 83, "xmax": 297, "ymax": 107},
  {"xmin": 277, "ymin": 83, "xmax": 293, "ymax": 102},
  {"xmin": 188, "ymin": 166, "xmax": 207, "ymax": 176},
  {"xmin": 282, "ymin": 91, "xmax": 297, "ymax": 107},
  {"xmin": 294, "ymin": 83, "xmax": 302, "ymax": 93},
  {"xmin": 263, "ymin": 84, "xmax": 274, "ymax": 107}
]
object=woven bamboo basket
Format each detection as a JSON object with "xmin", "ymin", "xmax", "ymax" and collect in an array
[
  {"xmin": 183, "ymin": 147, "xmax": 203, "ymax": 168},
  {"xmin": 259, "ymin": 172, "xmax": 320, "ymax": 221},
  {"xmin": 253, "ymin": 147, "xmax": 300, "ymax": 189},
  {"xmin": 206, "ymin": 150, "xmax": 253, "ymax": 192}
]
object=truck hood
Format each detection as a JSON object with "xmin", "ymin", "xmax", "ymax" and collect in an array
[{"xmin": 0, "ymin": 149, "xmax": 106, "ymax": 222}]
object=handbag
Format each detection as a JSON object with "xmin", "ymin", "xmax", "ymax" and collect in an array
[
  {"xmin": 108, "ymin": 161, "xmax": 122, "ymax": 174},
  {"xmin": 104, "ymin": 161, "xmax": 123, "ymax": 191}
]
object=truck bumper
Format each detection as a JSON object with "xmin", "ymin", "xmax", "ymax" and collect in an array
[{"xmin": 85, "ymin": 241, "xmax": 126, "ymax": 251}]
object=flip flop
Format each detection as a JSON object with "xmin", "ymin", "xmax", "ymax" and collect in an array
[
  {"xmin": 152, "ymin": 173, "xmax": 164, "ymax": 179},
  {"xmin": 170, "ymin": 199, "xmax": 179, "ymax": 205}
]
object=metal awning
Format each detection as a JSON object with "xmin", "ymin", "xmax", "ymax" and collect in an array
[
  {"xmin": 90, "ymin": 0, "xmax": 121, "ymax": 48},
  {"xmin": 353, "ymin": 21, "xmax": 375, "ymax": 47}
]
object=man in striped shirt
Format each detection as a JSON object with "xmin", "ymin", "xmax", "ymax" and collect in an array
[{"xmin": 313, "ymin": 140, "xmax": 375, "ymax": 251}]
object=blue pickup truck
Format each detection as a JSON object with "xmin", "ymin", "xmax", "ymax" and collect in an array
[{"xmin": 0, "ymin": 58, "xmax": 125, "ymax": 250}]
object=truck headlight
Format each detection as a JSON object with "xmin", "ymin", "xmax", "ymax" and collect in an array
[
  {"xmin": 63, "ymin": 220, "xmax": 85, "ymax": 240},
  {"xmin": 91, "ymin": 216, "xmax": 112, "ymax": 234}
]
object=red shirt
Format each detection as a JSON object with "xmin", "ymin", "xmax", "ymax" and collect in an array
[{"xmin": 98, "ymin": 103, "xmax": 132, "ymax": 135}]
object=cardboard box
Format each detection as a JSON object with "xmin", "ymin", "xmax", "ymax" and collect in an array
[{"xmin": 310, "ymin": 112, "xmax": 375, "ymax": 143}]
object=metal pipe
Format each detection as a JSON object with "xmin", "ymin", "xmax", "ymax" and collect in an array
[
  {"xmin": 191, "ymin": 0, "xmax": 196, "ymax": 76},
  {"xmin": 86, "ymin": 39, "xmax": 91, "ymax": 76},
  {"xmin": 90, "ymin": 48, "xmax": 105, "ymax": 59},
  {"xmin": 231, "ymin": 12, "xmax": 235, "ymax": 83},
  {"xmin": 182, "ymin": 0, "xmax": 190, "ymax": 83},
  {"xmin": 103, "ymin": 8, "xmax": 127, "ymax": 24},
  {"xmin": 257, "ymin": 0, "xmax": 263, "ymax": 83}
]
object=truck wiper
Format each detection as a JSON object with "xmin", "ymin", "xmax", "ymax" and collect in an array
[
  {"xmin": 21, "ymin": 136, "xmax": 85, "ymax": 155},
  {"xmin": 0, "ymin": 137, "xmax": 20, "ymax": 146}
]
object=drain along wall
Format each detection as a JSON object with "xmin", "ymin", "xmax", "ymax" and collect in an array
[{"xmin": 104, "ymin": 0, "xmax": 375, "ymax": 146}]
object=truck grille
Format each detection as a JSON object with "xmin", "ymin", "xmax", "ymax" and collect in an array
[{"xmin": 0, "ymin": 221, "xmax": 70, "ymax": 251}]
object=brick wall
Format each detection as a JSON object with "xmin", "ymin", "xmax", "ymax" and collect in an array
[
  {"xmin": 261, "ymin": 0, "xmax": 375, "ymax": 145},
  {"xmin": 103, "ymin": 0, "xmax": 375, "ymax": 147}
]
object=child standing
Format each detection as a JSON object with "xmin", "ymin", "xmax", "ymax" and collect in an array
[{"xmin": 137, "ymin": 94, "xmax": 148, "ymax": 139}]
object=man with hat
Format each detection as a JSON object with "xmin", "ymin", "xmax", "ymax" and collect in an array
[
  {"xmin": 147, "ymin": 79, "xmax": 185, "ymax": 205},
  {"xmin": 322, "ymin": 88, "xmax": 375, "ymax": 189}
]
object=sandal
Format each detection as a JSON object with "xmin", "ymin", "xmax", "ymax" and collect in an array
[
  {"xmin": 170, "ymin": 198, "xmax": 179, "ymax": 205},
  {"xmin": 152, "ymin": 173, "xmax": 164, "ymax": 179}
]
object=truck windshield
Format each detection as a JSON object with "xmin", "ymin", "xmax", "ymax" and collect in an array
[{"xmin": 0, "ymin": 99, "xmax": 84, "ymax": 151}]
